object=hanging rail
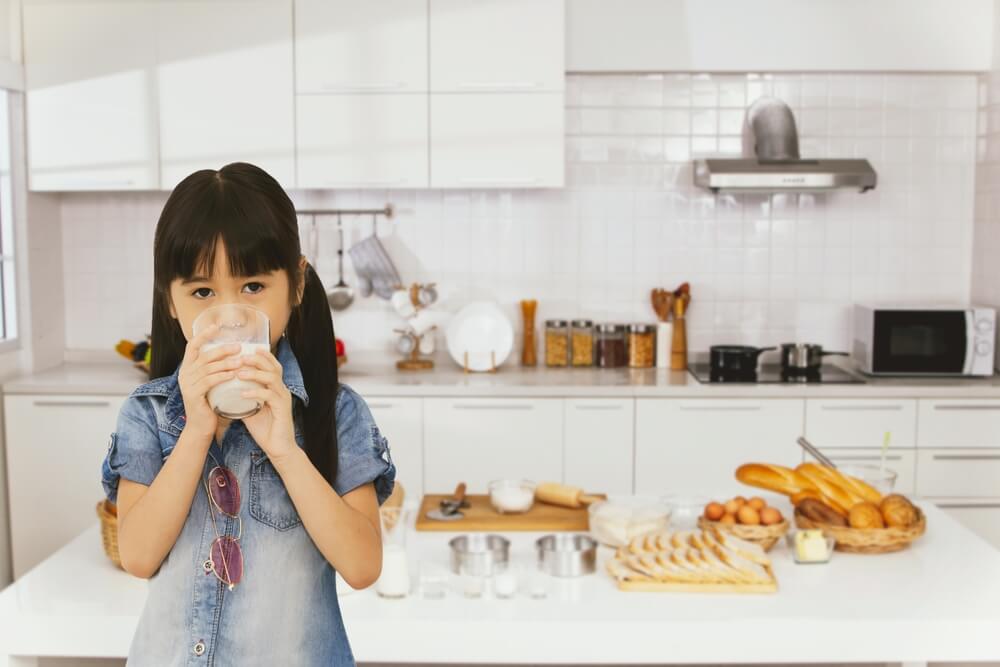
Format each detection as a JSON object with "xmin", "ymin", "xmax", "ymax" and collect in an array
[{"xmin": 295, "ymin": 204, "xmax": 393, "ymax": 219}]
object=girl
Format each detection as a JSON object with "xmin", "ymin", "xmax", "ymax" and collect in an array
[{"xmin": 100, "ymin": 162, "xmax": 396, "ymax": 666}]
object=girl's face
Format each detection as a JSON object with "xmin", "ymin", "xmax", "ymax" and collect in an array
[{"xmin": 168, "ymin": 238, "xmax": 305, "ymax": 349}]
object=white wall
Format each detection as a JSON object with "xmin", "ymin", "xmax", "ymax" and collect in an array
[
  {"xmin": 58, "ymin": 72, "xmax": 978, "ymax": 360},
  {"xmin": 972, "ymin": 1, "xmax": 1000, "ymax": 311}
]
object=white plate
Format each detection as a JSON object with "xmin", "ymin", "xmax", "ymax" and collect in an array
[{"xmin": 446, "ymin": 301, "xmax": 514, "ymax": 371}]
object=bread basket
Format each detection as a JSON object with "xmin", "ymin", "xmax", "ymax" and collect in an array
[
  {"xmin": 697, "ymin": 516, "xmax": 789, "ymax": 552},
  {"xmin": 96, "ymin": 499, "xmax": 124, "ymax": 569},
  {"xmin": 794, "ymin": 507, "xmax": 926, "ymax": 554}
]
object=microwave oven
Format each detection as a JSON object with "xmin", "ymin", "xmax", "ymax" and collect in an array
[{"xmin": 853, "ymin": 305, "xmax": 996, "ymax": 376}]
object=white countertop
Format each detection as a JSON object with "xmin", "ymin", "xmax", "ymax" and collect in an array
[
  {"xmin": 2, "ymin": 503, "xmax": 999, "ymax": 665},
  {"xmin": 5, "ymin": 355, "xmax": 1000, "ymax": 398}
]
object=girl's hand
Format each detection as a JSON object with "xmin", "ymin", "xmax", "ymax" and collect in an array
[
  {"xmin": 238, "ymin": 348, "xmax": 297, "ymax": 463},
  {"xmin": 177, "ymin": 324, "xmax": 242, "ymax": 441}
]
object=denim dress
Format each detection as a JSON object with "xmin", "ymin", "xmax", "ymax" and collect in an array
[{"xmin": 100, "ymin": 336, "xmax": 396, "ymax": 666}]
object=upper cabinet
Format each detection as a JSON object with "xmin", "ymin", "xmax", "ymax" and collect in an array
[
  {"xmin": 157, "ymin": 0, "xmax": 295, "ymax": 190},
  {"xmin": 430, "ymin": 0, "xmax": 564, "ymax": 92},
  {"xmin": 23, "ymin": 0, "xmax": 160, "ymax": 191},
  {"xmin": 566, "ymin": 0, "xmax": 994, "ymax": 72},
  {"xmin": 295, "ymin": 0, "xmax": 428, "ymax": 93}
]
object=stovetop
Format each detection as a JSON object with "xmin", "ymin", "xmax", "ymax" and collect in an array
[{"xmin": 688, "ymin": 362, "xmax": 866, "ymax": 385}]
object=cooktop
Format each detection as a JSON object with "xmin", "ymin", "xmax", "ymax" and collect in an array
[{"xmin": 688, "ymin": 362, "xmax": 866, "ymax": 385}]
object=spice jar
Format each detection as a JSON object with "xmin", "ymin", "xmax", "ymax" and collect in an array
[
  {"xmin": 570, "ymin": 319, "xmax": 594, "ymax": 367},
  {"xmin": 595, "ymin": 323, "xmax": 627, "ymax": 368},
  {"xmin": 544, "ymin": 319, "xmax": 569, "ymax": 367},
  {"xmin": 627, "ymin": 323, "xmax": 655, "ymax": 368}
]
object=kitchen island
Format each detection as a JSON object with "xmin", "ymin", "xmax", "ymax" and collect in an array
[{"xmin": 2, "ymin": 503, "xmax": 998, "ymax": 666}]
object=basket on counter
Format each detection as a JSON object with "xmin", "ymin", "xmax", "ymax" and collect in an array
[
  {"xmin": 698, "ymin": 516, "xmax": 790, "ymax": 552},
  {"xmin": 794, "ymin": 507, "xmax": 926, "ymax": 554},
  {"xmin": 96, "ymin": 499, "xmax": 123, "ymax": 570}
]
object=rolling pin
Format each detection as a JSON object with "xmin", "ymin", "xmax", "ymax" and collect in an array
[{"xmin": 535, "ymin": 482, "xmax": 602, "ymax": 509}]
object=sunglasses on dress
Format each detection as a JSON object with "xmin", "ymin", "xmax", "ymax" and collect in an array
[{"xmin": 203, "ymin": 465, "xmax": 243, "ymax": 590}]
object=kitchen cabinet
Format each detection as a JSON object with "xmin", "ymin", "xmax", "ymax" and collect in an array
[
  {"xmin": 156, "ymin": 0, "xmax": 295, "ymax": 190},
  {"xmin": 365, "ymin": 397, "xmax": 424, "ymax": 500},
  {"xmin": 429, "ymin": 0, "xmax": 564, "ymax": 92},
  {"xmin": 804, "ymin": 399, "xmax": 917, "ymax": 448},
  {"xmin": 423, "ymin": 398, "xmax": 563, "ymax": 494},
  {"xmin": 296, "ymin": 94, "xmax": 428, "ymax": 188},
  {"xmin": 916, "ymin": 449, "xmax": 1000, "ymax": 500},
  {"xmin": 634, "ymin": 399, "xmax": 804, "ymax": 497},
  {"xmin": 295, "ymin": 0, "xmax": 427, "ymax": 94},
  {"xmin": 802, "ymin": 447, "xmax": 917, "ymax": 495},
  {"xmin": 939, "ymin": 504, "xmax": 1000, "ymax": 550},
  {"xmin": 4, "ymin": 394, "xmax": 125, "ymax": 578},
  {"xmin": 563, "ymin": 398, "xmax": 633, "ymax": 494},
  {"xmin": 430, "ymin": 93, "xmax": 564, "ymax": 188},
  {"xmin": 917, "ymin": 399, "xmax": 1000, "ymax": 448},
  {"xmin": 23, "ymin": 0, "xmax": 160, "ymax": 191}
]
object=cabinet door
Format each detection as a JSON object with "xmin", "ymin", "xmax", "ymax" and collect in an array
[
  {"xmin": 939, "ymin": 504, "xmax": 1000, "ymax": 550},
  {"xmin": 430, "ymin": 0, "xmax": 564, "ymax": 92},
  {"xmin": 804, "ymin": 399, "xmax": 916, "ymax": 448},
  {"xmin": 564, "ymin": 398, "xmax": 633, "ymax": 495},
  {"xmin": 802, "ymin": 447, "xmax": 917, "ymax": 495},
  {"xmin": 157, "ymin": 0, "xmax": 295, "ymax": 189},
  {"xmin": 423, "ymin": 398, "xmax": 563, "ymax": 494},
  {"xmin": 23, "ymin": 1, "xmax": 159, "ymax": 190},
  {"xmin": 430, "ymin": 93, "xmax": 564, "ymax": 188},
  {"xmin": 635, "ymin": 399, "xmax": 805, "ymax": 497},
  {"xmin": 916, "ymin": 449, "xmax": 1000, "ymax": 499},
  {"xmin": 295, "ymin": 0, "xmax": 427, "ymax": 93},
  {"xmin": 297, "ymin": 94, "xmax": 428, "ymax": 188},
  {"xmin": 365, "ymin": 397, "xmax": 423, "ymax": 501},
  {"xmin": 917, "ymin": 399, "xmax": 1000, "ymax": 448},
  {"xmin": 5, "ymin": 394, "xmax": 125, "ymax": 578}
]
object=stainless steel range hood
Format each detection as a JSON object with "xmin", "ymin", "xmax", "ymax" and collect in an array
[{"xmin": 693, "ymin": 97, "xmax": 877, "ymax": 194}]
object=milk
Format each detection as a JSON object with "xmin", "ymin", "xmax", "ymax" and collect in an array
[
  {"xmin": 376, "ymin": 545, "xmax": 410, "ymax": 598},
  {"xmin": 203, "ymin": 342, "xmax": 269, "ymax": 418}
]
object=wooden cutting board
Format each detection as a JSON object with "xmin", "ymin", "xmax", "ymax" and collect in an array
[{"xmin": 415, "ymin": 493, "xmax": 605, "ymax": 532}]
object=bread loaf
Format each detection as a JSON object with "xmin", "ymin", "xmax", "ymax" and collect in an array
[
  {"xmin": 735, "ymin": 463, "xmax": 818, "ymax": 497},
  {"xmin": 796, "ymin": 497, "xmax": 849, "ymax": 526}
]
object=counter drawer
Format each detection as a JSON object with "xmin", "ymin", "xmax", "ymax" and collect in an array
[
  {"xmin": 916, "ymin": 449, "xmax": 1000, "ymax": 499},
  {"xmin": 802, "ymin": 448, "xmax": 916, "ymax": 495},
  {"xmin": 805, "ymin": 399, "xmax": 916, "ymax": 448},
  {"xmin": 917, "ymin": 399, "xmax": 1000, "ymax": 448}
]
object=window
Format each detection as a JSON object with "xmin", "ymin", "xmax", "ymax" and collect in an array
[{"xmin": 0, "ymin": 87, "xmax": 15, "ymax": 342}]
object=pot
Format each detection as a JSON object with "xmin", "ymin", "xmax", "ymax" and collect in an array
[
  {"xmin": 710, "ymin": 345, "xmax": 776, "ymax": 376},
  {"xmin": 779, "ymin": 343, "xmax": 848, "ymax": 373}
]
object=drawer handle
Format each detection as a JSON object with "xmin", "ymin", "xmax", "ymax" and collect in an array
[
  {"xmin": 367, "ymin": 403, "xmax": 397, "ymax": 410},
  {"xmin": 319, "ymin": 82, "xmax": 406, "ymax": 91},
  {"xmin": 827, "ymin": 455, "xmax": 904, "ymax": 462},
  {"xmin": 820, "ymin": 405, "xmax": 904, "ymax": 411},
  {"xmin": 456, "ymin": 81, "xmax": 542, "ymax": 90},
  {"xmin": 458, "ymin": 178, "xmax": 542, "ymax": 187},
  {"xmin": 932, "ymin": 454, "xmax": 1000, "ymax": 461},
  {"xmin": 31, "ymin": 400, "xmax": 112, "ymax": 408},
  {"xmin": 573, "ymin": 404, "xmax": 624, "ymax": 411},
  {"xmin": 936, "ymin": 502, "xmax": 1000, "ymax": 509},
  {"xmin": 321, "ymin": 179, "xmax": 406, "ymax": 187},
  {"xmin": 933, "ymin": 404, "xmax": 1000, "ymax": 411},
  {"xmin": 452, "ymin": 404, "xmax": 534, "ymax": 411},
  {"xmin": 679, "ymin": 405, "xmax": 762, "ymax": 412}
]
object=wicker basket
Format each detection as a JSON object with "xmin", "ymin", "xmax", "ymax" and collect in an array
[
  {"xmin": 698, "ymin": 516, "xmax": 790, "ymax": 552},
  {"xmin": 96, "ymin": 499, "xmax": 124, "ymax": 570},
  {"xmin": 794, "ymin": 507, "xmax": 926, "ymax": 554}
]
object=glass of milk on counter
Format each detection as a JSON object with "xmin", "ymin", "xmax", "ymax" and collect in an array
[{"xmin": 192, "ymin": 304, "xmax": 270, "ymax": 419}]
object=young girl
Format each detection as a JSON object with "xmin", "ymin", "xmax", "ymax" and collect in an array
[{"xmin": 100, "ymin": 162, "xmax": 396, "ymax": 666}]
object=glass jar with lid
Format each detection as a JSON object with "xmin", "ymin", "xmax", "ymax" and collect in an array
[
  {"xmin": 627, "ymin": 323, "xmax": 655, "ymax": 368},
  {"xmin": 544, "ymin": 319, "xmax": 569, "ymax": 367},
  {"xmin": 595, "ymin": 323, "xmax": 627, "ymax": 368},
  {"xmin": 570, "ymin": 319, "xmax": 595, "ymax": 367}
]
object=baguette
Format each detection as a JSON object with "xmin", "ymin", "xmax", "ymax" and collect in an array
[
  {"xmin": 735, "ymin": 463, "xmax": 818, "ymax": 497},
  {"xmin": 795, "ymin": 463, "xmax": 857, "ymax": 515}
]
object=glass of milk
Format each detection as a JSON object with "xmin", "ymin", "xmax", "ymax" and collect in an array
[
  {"xmin": 376, "ymin": 507, "xmax": 410, "ymax": 598},
  {"xmin": 192, "ymin": 304, "xmax": 270, "ymax": 419}
]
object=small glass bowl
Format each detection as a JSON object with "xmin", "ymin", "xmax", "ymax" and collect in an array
[
  {"xmin": 587, "ymin": 495, "xmax": 672, "ymax": 547},
  {"xmin": 785, "ymin": 531, "xmax": 836, "ymax": 565},
  {"xmin": 488, "ymin": 479, "xmax": 536, "ymax": 514},
  {"xmin": 837, "ymin": 464, "xmax": 898, "ymax": 496},
  {"xmin": 659, "ymin": 494, "xmax": 712, "ymax": 530}
]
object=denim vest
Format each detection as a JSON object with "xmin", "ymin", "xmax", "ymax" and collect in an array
[{"xmin": 100, "ymin": 336, "xmax": 396, "ymax": 666}]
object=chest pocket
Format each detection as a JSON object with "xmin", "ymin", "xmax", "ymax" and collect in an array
[{"xmin": 249, "ymin": 450, "xmax": 303, "ymax": 531}]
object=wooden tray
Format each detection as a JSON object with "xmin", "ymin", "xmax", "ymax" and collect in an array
[
  {"xmin": 415, "ymin": 493, "xmax": 604, "ymax": 532},
  {"xmin": 612, "ymin": 563, "xmax": 778, "ymax": 594}
]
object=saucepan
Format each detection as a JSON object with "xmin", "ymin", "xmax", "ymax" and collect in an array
[
  {"xmin": 780, "ymin": 343, "xmax": 848, "ymax": 373},
  {"xmin": 710, "ymin": 345, "xmax": 776, "ymax": 376}
]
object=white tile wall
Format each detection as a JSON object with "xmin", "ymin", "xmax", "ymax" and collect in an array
[
  {"xmin": 60, "ymin": 72, "xmax": 979, "ymax": 358},
  {"xmin": 974, "ymin": 70, "xmax": 1000, "ymax": 310}
]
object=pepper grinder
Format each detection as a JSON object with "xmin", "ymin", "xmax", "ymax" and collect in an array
[
  {"xmin": 670, "ymin": 289, "xmax": 691, "ymax": 371},
  {"xmin": 520, "ymin": 299, "xmax": 538, "ymax": 366}
]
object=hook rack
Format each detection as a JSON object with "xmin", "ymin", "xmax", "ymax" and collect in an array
[{"xmin": 296, "ymin": 204, "xmax": 394, "ymax": 219}]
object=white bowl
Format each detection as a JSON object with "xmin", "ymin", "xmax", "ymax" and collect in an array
[{"xmin": 446, "ymin": 301, "xmax": 514, "ymax": 371}]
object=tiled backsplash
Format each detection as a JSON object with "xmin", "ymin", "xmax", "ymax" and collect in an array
[
  {"xmin": 61, "ymin": 73, "xmax": 979, "ymax": 357},
  {"xmin": 974, "ymin": 70, "xmax": 1000, "ymax": 310}
]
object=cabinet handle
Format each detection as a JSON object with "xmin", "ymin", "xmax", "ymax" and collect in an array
[
  {"xmin": 820, "ymin": 404, "xmax": 904, "ymax": 411},
  {"xmin": 573, "ymin": 404, "xmax": 624, "ymax": 411},
  {"xmin": 32, "ymin": 399, "xmax": 112, "ymax": 408},
  {"xmin": 826, "ymin": 455, "xmax": 904, "ymax": 462},
  {"xmin": 679, "ymin": 405, "xmax": 762, "ymax": 412},
  {"xmin": 933, "ymin": 404, "xmax": 1000, "ymax": 411},
  {"xmin": 319, "ymin": 82, "xmax": 406, "ymax": 91},
  {"xmin": 321, "ymin": 179, "xmax": 406, "ymax": 187},
  {"xmin": 932, "ymin": 454, "xmax": 1000, "ymax": 461},
  {"xmin": 936, "ymin": 502, "xmax": 1000, "ymax": 509},
  {"xmin": 452, "ymin": 404, "xmax": 534, "ymax": 411},
  {"xmin": 367, "ymin": 402, "xmax": 397, "ymax": 410},
  {"xmin": 458, "ymin": 178, "xmax": 542, "ymax": 187},
  {"xmin": 456, "ymin": 81, "xmax": 542, "ymax": 90},
  {"xmin": 62, "ymin": 179, "xmax": 136, "ymax": 189}
]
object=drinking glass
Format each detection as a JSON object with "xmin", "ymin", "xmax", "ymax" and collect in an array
[{"xmin": 192, "ymin": 304, "xmax": 270, "ymax": 419}]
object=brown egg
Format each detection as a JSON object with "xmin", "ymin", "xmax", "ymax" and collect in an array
[
  {"xmin": 724, "ymin": 499, "xmax": 741, "ymax": 515},
  {"xmin": 720, "ymin": 513, "xmax": 737, "ymax": 525},
  {"xmin": 737, "ymin": 505, "xmax": 761, "ymax": 525},
  {"xmin": 748, "ymin": 496, "xmax": 766, "ymax": 511},
  {"xmin": 733, "ymin": 496, "xmax": 748, "ymax": 508},
  {"xmin": 704, "ymin": 502, "xmax": 726, "ymax": 521},
  {"xmin": 759, "ymin": 506, "xmax": 783, "ymax": 525}
]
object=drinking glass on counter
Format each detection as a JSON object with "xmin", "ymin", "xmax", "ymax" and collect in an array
[
  {"xmin": 375, "ymin": 507, "xmax": 410, "ymax": 599},
  {"xmin": 192, "ymin": 304, "xmax": 270, "ymax": 419}
]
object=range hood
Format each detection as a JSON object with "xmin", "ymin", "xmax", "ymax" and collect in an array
[{"xmin": 693, "ymin": 97, "xmax": 877, "ymax": 194}]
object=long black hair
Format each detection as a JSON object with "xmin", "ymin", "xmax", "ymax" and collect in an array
[{"xmin": 150, "ymin": 162, "xmax": 339, "ymax": 485}]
